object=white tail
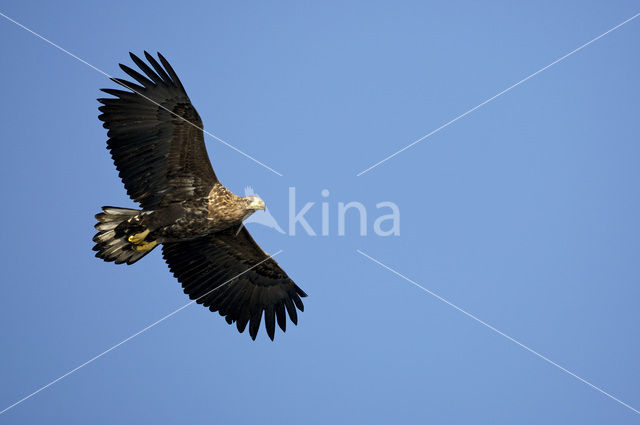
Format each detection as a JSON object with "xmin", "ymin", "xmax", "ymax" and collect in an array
[{"xmin": 92, "ymin": 206, "xmax": 153, "ymax": 265}]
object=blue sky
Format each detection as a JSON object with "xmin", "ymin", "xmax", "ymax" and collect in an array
[{"xmin": 1, "ymin": 1, "xmax": 639, "ymax": 424}]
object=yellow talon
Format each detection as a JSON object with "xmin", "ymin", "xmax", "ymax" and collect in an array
[
  {"xmin": 134, "ymin": 240, "xmax": 157, "ymax": 252},
  {"xmin": 128, "ymin": 229, "xmax": 150, "ymax": 244}
]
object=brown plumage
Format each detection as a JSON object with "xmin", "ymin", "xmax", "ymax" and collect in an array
[{"xmin": 92, "ymin": 52, "xmax": 306, "ymax": 340}]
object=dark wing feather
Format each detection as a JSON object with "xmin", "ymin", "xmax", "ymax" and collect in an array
[
  {"xmin": 98, "ymin": 51, "xmax": 217, "ymax": 209},
  {"xmin": 162, "ymin": 227, "xmax": 307, "ymax": 340}
]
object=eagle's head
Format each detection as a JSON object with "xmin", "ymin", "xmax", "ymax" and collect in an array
[{"xmin": 244, "ymin": 195, "xmax": 266, "ymax": 212}]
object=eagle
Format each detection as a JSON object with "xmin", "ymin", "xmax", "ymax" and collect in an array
[{"xmin": 92, "ymin": 52, "xmax": 306, "ymax": 341}]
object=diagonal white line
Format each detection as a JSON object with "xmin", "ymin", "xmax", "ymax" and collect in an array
[
  {"xmin": 0, "ymin": 250, "xmax": 283, "ymax": 416},
  {"xmin": 0, "ymin": 11, "xmax": 284, "ymax": 177},
  {"xmin": 356, "ymin": 12, "xmax": 640, "ymax": 176},
  {"xmin": 356, "ymin": 249, "xmax": 640, "ymax": 415}
]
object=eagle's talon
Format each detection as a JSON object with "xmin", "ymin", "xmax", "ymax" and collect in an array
[
  {"xmin": 134, "ymin": 240, "xmax": 157, "ymax": 252},
  {"xmin": 128, "ymin": 229, "xmax": 150, "ymax": 244}
]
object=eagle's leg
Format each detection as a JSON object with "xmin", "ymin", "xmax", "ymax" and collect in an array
[
  {"xmin": 128, "ymin": 229, "xmax": 150, "ymax": 244},
  {"xmin": 134, "ymin": 240, "xmax": 158, "ymax": 252}
]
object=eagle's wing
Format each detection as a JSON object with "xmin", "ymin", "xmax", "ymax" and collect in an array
[
  {"xmin": 98, "ymin": 52, "xmax": 217, "ymax": 209},
  {"xmin": 162, "ymin": 227, "xmax": 306, "ymax": 340}
]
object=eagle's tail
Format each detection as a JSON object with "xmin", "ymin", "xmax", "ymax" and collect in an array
[{"xmin": 92, "ymin": 206, "xmax": 156, "ymax": 265}]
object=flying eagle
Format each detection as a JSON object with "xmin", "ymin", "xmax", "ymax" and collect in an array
[{"xmin": 92, "ymin": 52, "xmax": 306, "ymax": 340}]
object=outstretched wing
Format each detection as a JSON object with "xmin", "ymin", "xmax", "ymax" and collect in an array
[
  {"xmin": 98, "ymin": 51, "xmax": 217, "ymax": 209},
  {"xmin": 162, "ymin": 227, "xmax": 307, "ymax": 340}
]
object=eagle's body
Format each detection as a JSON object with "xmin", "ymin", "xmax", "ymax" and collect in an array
[
  {"xmin": 123, "ymin": 184, "xmax": 255, "ymax": 244},
  {"xmin": 92, "ymin": 52, "xmax": 306, "ymax": 340}
]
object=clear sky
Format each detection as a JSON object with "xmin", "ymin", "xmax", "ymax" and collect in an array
[{"xmin": 1, "ymin": 1, "xmax": 639, "ymax": 424}]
